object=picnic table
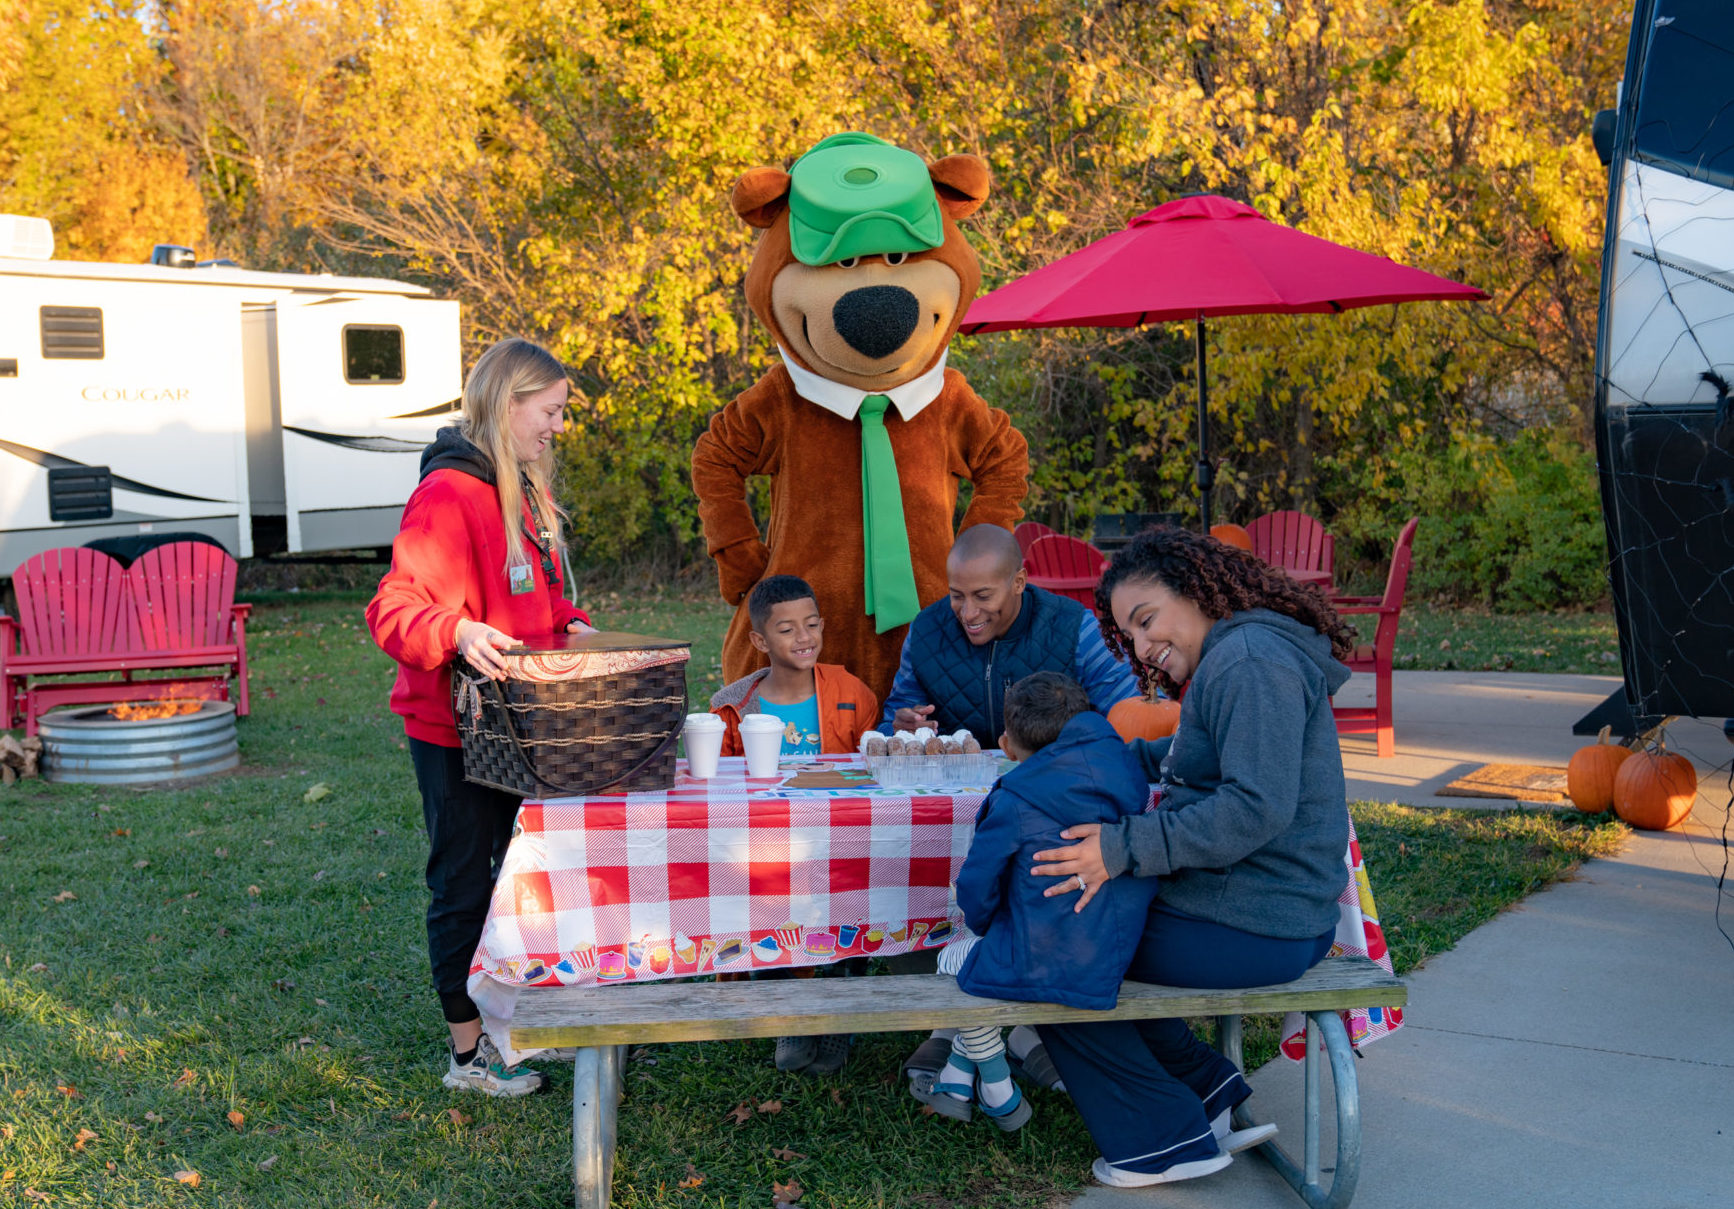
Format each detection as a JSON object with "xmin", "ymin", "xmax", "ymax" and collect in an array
[
  {"xmin": 467, "ymin": 753, "xmax": 998, "ymax": 1060},
  {"xmin": 468, "ymin": 752, "xmax": 1400, "ymax": 1065}
]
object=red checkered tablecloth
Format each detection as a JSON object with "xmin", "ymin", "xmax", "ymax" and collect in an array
[{"xmin": 468, "ymin": 755, "xmax": 987, "ymax": 1054}]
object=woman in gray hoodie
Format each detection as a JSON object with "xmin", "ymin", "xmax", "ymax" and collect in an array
[{"xmin": 1029, "ymin": 526, "xmax": 1359, "ymax": 1189}]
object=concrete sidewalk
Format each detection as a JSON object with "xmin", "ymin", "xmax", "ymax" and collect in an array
[{"xmin": 1067, "ymin": 671, "xmax": 1734, "ymax": 1209}]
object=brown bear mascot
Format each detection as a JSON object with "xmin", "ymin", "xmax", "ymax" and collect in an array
[{"xmin": 692, "ymin": 133, "xmax": 1030, "ymax": 705}]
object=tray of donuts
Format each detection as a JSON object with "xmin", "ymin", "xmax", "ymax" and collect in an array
[{"xmin": 857, "ymin": 727, "xmax": 1003, "ymax": 789}]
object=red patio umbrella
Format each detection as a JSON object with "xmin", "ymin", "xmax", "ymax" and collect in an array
[{"xmin": 960, "ymin": 194, "xmax": 1488, "ymax": 529}]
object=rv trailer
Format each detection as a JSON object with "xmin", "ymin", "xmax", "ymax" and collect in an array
[
  {"xmin": 0, "ymin": 220, "xmax": 460, "ymax": 571},
  {"xmin": 1590, "ymin": 0, "xmax": 1734, "ymax": 724}
]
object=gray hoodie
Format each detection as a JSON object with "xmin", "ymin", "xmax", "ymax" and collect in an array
[{"xmin": 1097, "ymin": 609, "xmax": 1351, "ymax": 940}]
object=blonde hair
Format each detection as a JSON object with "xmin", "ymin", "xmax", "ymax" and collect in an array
[{"xmin": 459, "ymin": 337, "xmax": 570, "ymax": 574}]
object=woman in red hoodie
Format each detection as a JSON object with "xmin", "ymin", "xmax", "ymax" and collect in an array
[{"xmin": 367, "ymin": 337, "xmax": 591, "ymax": 1097}]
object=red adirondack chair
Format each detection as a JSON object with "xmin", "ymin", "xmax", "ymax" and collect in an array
[
  {"xmin": 1247, "ymin": 509, "xmax": 1336, "ymax": 588},
  {"xmin": 1013, "ymin": 520, "xmax": 1058, "ymax": 561},
  {"xmin": 1023, "ymin": 534, "xmax": 1106, "ymax": 607},
  {"xmin": 1331, "ymin": 518, "xmax": 1419, "ymax": 758},
  {"xmin": 1, "ymin": 543, "xmax": 251, "ymax": 735}
]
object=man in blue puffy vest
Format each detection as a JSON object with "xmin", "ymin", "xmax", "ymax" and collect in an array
[{"xmin": 880, "ymin": 525, "xmax": 1139, "ymax": 739}]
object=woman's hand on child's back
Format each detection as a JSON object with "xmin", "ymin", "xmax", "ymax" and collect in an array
[
  {"xmin": 455, "ymin": 618, "xmax": 521, "ymax": 681},
  {"xmin": 1032, "ymin": 824, "xmax": 1108, "ymax": 914}
]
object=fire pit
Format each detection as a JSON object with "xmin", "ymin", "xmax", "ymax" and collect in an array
[{"xmin": 40, "ymin": 700, "xmax": 239, "ymax": 784}]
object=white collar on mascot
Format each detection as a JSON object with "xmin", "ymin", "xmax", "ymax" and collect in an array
[{"xmin": 778, "ymin": 347, "xmax": 949, "ymax": 422}]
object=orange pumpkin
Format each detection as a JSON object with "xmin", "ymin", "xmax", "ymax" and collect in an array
[
  {"xmin": 1565, "ymin": 726, "xmax": 1633, "ymax": 813},
  {"xmin": 1612, "ymin": 744, "xmax": 1697, "ymax": 830},
  {"xmin": 1210, "ymin": 523, "xmax": 1254, "ymax": 551},
  {"xmin": 1108, "ymin": 697, "xmax": 1181, "ymax": 742}
]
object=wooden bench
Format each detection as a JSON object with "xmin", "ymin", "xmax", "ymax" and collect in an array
[
  {"xmin": 0, "ymin": 543, "xmax": 251, "ymax": 734},
  {"xmin": 513, "ymin": 954, "xmax": 1405, "ymax": 1209}
]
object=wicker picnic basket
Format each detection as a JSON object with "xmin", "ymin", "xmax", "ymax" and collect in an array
[{"xmin": 451, "ymin": 630, "xmax": 691, "ymax": 798}]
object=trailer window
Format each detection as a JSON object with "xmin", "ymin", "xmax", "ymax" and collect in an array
[
  {"xmin": 40, "ymin": 306, "xmax": 104, "ymax": 359},
  {"xmin": 342, "ymin": 325, "xmax": 404, "ymax": 383},
  {"xmin": 1632, "ymin": 0, "xmax": 1734, "ymax": 188}
]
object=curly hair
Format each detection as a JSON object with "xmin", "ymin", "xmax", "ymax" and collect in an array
[{"xmin": 1094, "ymin": 526, "xmax": 1358, "ymax": 698}]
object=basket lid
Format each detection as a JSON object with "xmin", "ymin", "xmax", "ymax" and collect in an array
[{"xmin": 503, "ymin": 630, "xmax": 692, "ymax": 656}]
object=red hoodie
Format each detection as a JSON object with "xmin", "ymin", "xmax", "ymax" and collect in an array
[{"xmin": 367, "ymin": 430, "xmax": 589, "ymax": 746}]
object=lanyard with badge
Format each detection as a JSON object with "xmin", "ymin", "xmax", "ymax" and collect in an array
[{"xmin": 508, "ymin": 474, "xmax": 561, "ymax": 595}]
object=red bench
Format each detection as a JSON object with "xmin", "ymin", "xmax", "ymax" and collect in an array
[{"xmin": 1, "ymin": 543, "xmax": 251, "ymax": 735}]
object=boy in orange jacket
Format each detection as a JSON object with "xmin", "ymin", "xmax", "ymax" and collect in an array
[
  {"xmin": 710, "ymin": 575, "xmax": 878, "ymax": 759},
  {"xmin": 708, "ymin": 574, "xmax": 878, "ymax": 1077}
]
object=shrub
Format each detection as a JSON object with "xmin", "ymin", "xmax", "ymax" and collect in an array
[{"xmin": 1332, "ymin": 427, "xmax": 1607, "ymax": 611}]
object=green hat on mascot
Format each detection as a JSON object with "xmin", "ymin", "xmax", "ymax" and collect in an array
[{"xmin": 787, "ymin": 133, "xmax": 945, "ymax": 266}]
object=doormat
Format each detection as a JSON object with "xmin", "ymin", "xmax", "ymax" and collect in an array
[{"xmin": 1438, "ymin": 763, "xmax": 1570, "ymax": 803}]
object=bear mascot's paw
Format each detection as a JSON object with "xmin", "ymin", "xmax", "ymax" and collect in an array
[{"xmin": 692, "ymin": 133, "xmax": 1030, "ymax": 707}]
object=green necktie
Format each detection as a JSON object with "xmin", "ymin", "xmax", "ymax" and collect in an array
[{"xmin": 859, "ymin": 394, "xmax": 920, "ymax": 633}]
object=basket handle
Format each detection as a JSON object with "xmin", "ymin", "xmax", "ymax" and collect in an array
[{"xmin": 467, "ymin": 669, "xmax": 686, "ymax": 799}]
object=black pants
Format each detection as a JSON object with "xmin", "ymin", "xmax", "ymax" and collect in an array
[{"xmin": 409, "ymin": 739, "xmax": 522, "ymax": 1023}]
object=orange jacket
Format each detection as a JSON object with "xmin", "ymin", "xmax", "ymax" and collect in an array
[{"xmin": 710, "ymin": 663, "xmax": 879, "ymax": 757}]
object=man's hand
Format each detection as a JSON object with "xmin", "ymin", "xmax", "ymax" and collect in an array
[{"xmin": 892, "ymin": 704, "xmax": 937, "ymax": 731}]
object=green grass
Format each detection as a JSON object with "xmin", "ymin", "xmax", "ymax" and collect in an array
[
  {"xmin": 0, "ymin": 590, "xmax": 1625, "ymax": 1207},
  {"xmin": 1375, "ymin": 603, "xmax": 1620, "ymax": 675}
]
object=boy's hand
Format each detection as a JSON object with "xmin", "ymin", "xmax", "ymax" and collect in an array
[
  {"xmin": 1032, "ymin": 824, "xmax": 1107, "ymax": 914},
  {"xmin": 892, "ymin": 704, "xmax": 936, "ymax": 730}
]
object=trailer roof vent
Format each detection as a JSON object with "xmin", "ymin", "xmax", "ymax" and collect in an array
[
  {"xmin": 1, "ymin": 215, "xmax": 54, "ymax": 260},
  {"xmin": 151, "ymin": 244, "xmax": 196, "ymax": 269}
]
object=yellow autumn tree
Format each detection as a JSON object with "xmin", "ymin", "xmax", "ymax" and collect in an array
[{"xmin": 0, "ymin": 1, "xmax": 207, "ymax": 261}]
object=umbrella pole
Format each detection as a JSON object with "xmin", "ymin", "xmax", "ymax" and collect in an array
[{"xmin": 1195, "ymin": 317, "xmax": 1212, "ymax": 533}]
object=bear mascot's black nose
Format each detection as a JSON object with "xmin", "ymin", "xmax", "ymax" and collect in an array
[{"xmin": 832, "ymin": 286, "xmax": 921, "ymax": 359}]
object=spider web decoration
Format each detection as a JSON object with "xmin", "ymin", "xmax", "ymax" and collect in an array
[{"xmin": 1595, "ymin": 0, "xmax": 1734, "ymax": 951}]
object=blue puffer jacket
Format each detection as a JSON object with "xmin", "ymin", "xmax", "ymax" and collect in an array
[{"xmin": 955, "ymin": 711, "xmax": 1158, "ymax": 1011}]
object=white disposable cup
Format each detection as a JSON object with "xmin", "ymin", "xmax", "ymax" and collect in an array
[
  {"xmin": 684, "ymin": 713, "xmax": 726, "ymax": 779},
  {"xmin": 738, "ymin": 712, "xmax": 784, "ymax": 778}
]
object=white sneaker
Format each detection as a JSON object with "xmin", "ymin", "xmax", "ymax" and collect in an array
[
  {"xmin": 1211, "ymin": 1107, "xmax": 1279, "ymax": 1153},
  {"xmin": 442, "ymin": 1034, "xmax": 546, "ymax": 1097},
  {"xmin": 1091, "ymin": 1152, "xmax": 1232, "ymax": 1188}
]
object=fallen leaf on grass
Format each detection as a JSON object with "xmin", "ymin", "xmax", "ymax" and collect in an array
[
  {"xmin": 771, "ymin": 1147, "xmax": 807, "ymax": 1161},
  {"xmin": 303, "ymin": 783, "xmax": 331, "ymax": 804},
  {"xmin": 172, "ymin": 1069, "xmax": 196, "ymax": 1089},
  {"xmin": 52, "ymin": 890, "xmax": 76, "ymax": 903},
  {"xmin": 257, "ymin": 1156, "xmax": 278, "ymax": 1172},
  {"xmin": 226, "ymin": 1110, "xmax": 244, "ymax": 1130},
  {"xmin": 757, "ymin": 1099, "xmax": 783, "ymax": 1115},
  {"xmin": 446, "ymin": 1108, "xmax": 470, "ymax": 1126},
  {"xmin": 724, "ymin": 1101, "xmax": 754, "ymax": 1126},
  {"xmin": 677, "ymin": 1161, "xmax": 704, "ymax": 1189},
  {"xmin": 772, "ymin": 1177, "xmax": 803, "ymax": 1205},
  {"xmin": 73, "ymin": 1128, "xmax": 98, "ymax": 1150},
  {"xmin": 173, "ymin": 1170, "xmax": 200, "ymax": 1187}
]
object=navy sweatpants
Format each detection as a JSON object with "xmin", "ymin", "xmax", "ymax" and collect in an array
[{"xmin": 1037, "ymin": 901, "xmax": 1334, "ymax": 1175}]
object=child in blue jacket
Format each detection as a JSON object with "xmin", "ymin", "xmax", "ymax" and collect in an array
[{"xmin": 916, "ymin": 671, "xmax": 1158, "ymax": 1129}]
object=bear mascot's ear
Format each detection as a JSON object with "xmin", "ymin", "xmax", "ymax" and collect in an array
[
  {"xmin": 928, "ymin": 154, "xmax": 991, "ymax": 221},
  {"xmin": 732, "ymin": 166, "xmax": 793, "ymax": 229}
]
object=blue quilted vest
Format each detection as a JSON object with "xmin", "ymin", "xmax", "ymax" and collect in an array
[{"xmin": 903, "ymin": 585, "xmax": 1084, "ymax": 741}]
